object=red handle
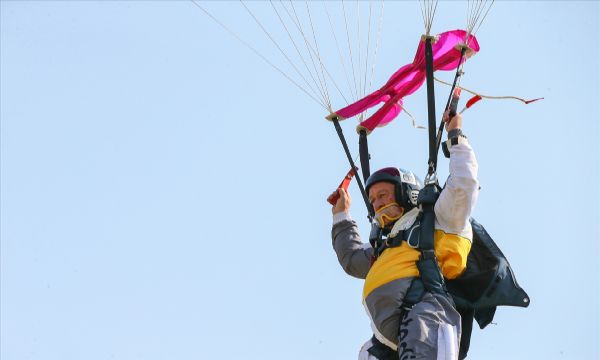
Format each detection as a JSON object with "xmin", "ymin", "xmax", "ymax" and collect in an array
[{"xmin": 327, "ymin": 168, "xmax": 357, "ymax": 205}]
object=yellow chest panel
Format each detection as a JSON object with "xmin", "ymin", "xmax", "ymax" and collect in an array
[{"xmin": 362, "ymin": 230, "xmax": 471, "ymax": 299}]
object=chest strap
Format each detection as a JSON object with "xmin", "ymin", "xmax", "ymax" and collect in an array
[{"xmin": 372, "ymin": 213, "xmax": 424, "ymax": 258}]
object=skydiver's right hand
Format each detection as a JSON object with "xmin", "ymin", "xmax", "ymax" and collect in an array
[
  {"xmin": 331, "ymin": 188, "xmax": 351, "ymax": 215},
  {"xmin": 443, "ymin": 110, "xmax": 462, "ymax": 131}
]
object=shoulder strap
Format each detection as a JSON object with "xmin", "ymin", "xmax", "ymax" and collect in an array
[{"xmin": 415, "ymin": 184, "xmax": 448, "ymax": 297}]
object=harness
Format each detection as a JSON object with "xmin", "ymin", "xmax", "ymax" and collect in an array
[{"xmin": 368, "ymin": 182, "xmax": 447, "ymax": 310}]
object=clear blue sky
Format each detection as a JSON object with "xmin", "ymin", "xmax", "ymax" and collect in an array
[{"xmin": 1, "ymin": 1, "xmax": 598, "ymax": 359}]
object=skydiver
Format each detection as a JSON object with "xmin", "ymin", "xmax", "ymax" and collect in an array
[{"xmin": 328, "ymin": 111, "xmax": 478, "ymax": 360}]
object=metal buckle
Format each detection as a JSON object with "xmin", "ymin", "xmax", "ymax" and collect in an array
[{"xmin": 424, "ymin": 171, "xmax": 437, "ymax": 186}]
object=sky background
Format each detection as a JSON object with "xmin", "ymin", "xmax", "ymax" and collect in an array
[{"xmin": 1, "ymin": 1, "xmax": 598, "ymax": 359}]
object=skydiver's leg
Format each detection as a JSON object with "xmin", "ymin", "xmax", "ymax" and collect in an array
[{"xmin": 397, "ymin": 292, "xmax": 462, "ymax": 360}]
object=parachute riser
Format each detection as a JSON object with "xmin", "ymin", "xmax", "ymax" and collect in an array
[
  {"xmin": 331, "ymin": 117, "xmax": 375, "ymax": 220},
  {"xmin": 436, "ymin": 47, "xmax": 467, "ymax": 154},
  {"xmin": 358, "ymin": 129, "xmax": 371, "ymax": 183},
  {"xmin": 424, "ymin": 37, "xmax": 438, "ymax": 179}
]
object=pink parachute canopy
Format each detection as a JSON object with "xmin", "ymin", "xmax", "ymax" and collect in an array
[{"xmin": 329, "ymin": 29, "xmax": 480, "ymax": 133}]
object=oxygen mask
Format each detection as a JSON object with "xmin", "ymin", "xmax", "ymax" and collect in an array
[{"xmin": 374, "ymin": 202, "xmax": 405, "ymax": 228}]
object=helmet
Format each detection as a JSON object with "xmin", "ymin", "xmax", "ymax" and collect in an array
[{"xmin": 365, "ymin": 167, "xmax": 422, "ymax": 210}]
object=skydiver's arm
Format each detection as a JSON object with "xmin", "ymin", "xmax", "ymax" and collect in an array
[
  {"xmin": 331, "ymin": 216, "xmax": 373, "ymax": 279},
  {"xmin": 435, "ymin": 113, "xmax": 479, "ymax": 238},
  {"xmin": 329, "ymin": 188, "xmax": 373, "ymax": 279}
]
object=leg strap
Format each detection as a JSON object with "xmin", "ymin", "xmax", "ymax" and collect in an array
[{"xmin": 367, "ymin": 335, "xmax": 398, "ymax": 360}]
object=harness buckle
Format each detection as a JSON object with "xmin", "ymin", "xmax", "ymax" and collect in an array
[
  {"xmin": 424, "ymin": 171, "xmax": 438, "ymax": 186},
  {"xmin": 400, "ymin": 303, "xmax": 414, "ymax": 312},
  {"xmin": 384, "ymin": 237, "xmax": 391, "ymax": 248}
]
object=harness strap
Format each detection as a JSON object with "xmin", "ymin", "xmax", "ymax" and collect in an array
[
  {"xmin": 402, "ymin": 278, "xmax": 426, "ymax": 309},
  {"xmin": 367, "ymin": 335, "xmax": 398, "ymax": 360},
  {"xmin": 373, "ymin": 229, "xmax": 406, "ymax": 258},
  {"xmin": 416, "ymin": 184, "xmax": 449, "ymax": 297}
]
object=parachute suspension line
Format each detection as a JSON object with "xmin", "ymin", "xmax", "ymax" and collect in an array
[
  {"xmin": 239, "ymin": 1, "xmax": 330, "ymax": 107},
  {"xmin": 357, "ymin": 1, "xmax": 372, "ymax": 123},
  {"xmin": 420, "ymin": 0, "xmax": 438, "ymax": 36},
  {"xmin": 356, "ymin": 2, "xmax": 378, "ymax": 195},
  {"xmin": 277, "ymin": 1, "xmax": 329, "ymax": 107},
  {"xmin": 287, "ymin": 1, "xmax": 332, "ymax": 110},
  {"xmin": 419, "ymin": 4, "xmax": 427, "ymax": 36},
  {"xmin": 434, "ymin": 1, "xmax": 493, "ymax": 156},
  {"xmin": 365, "ymin": 1, "xmax": 385, "ymax": 120},
  {"xmin": 472, "ymin": 1, "xmax": 494, "ymax": 37},
  {"xmin": 323, "ymin": 0, "xmax": 385, "ymax": 121},
  {"xmin": 323, "ymin": 2, "xmax": 355, "ymax": 107},
  {"xmin": 191, "ymin": 1, "xmax": 327, "ymax": 110},
  {"xmin": 305, "ymin": 1, "xmax": 332, "ymax": 110},
  {"xmin": 342, "ymin": 0, "xmax": 360, "ymax": 102},
  {"xmin": 282, "ymin": 1, "xmax": 349, "ymax": 111},
  {"xmin": 434, "ymin": 1, "xmax": 492, "ymax": 149},
  {"xmin": 296, "ymin": 1, "xmax": 353, "ymax": 110},
  {"xmin": 361, "ymin": 2, "xmax": 372, "ymax": 102},
  {"xmin": 356, "ymin": 1, "xmax": 366, "ymax": 105},
  {"xmin": 466, "ymin": 0, "xmax": 494, "ymax": 39},
  {"xmin": 355, "ymin": 1, "xmax": 373, "ymax": 179},
  {"xmin": 268, "ymin": 1, "xmax": 327, "ymax": 106}
]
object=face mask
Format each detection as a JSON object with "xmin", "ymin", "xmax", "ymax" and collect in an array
[{"xmin": 375, "ymin": 202, "xmax": 405, "ymax": 228}]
